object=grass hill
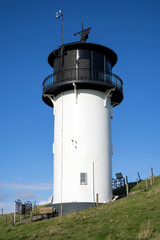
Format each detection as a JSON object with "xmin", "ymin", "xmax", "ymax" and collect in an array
[{"xmin": 0, "ymin": 176, "xmax": 160, "ymax": 240}]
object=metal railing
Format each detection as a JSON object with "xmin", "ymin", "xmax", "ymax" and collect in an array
[{"xmin": 43, "ymin": 68, "xmax": 123, "ymax": 93}]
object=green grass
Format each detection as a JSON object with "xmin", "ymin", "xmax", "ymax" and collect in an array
[{"xmin": 0, "ymin": 176, "xmax": 160, "ymax": 240}]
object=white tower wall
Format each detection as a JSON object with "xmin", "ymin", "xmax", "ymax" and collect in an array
[{"xmin": 53, "ymin": 89, "xmax": 112, "ymax": 204}]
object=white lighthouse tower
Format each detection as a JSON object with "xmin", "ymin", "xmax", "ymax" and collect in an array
[{"xmin": 42, "ymin": 27, "xmax": 123, "ymax": 213}]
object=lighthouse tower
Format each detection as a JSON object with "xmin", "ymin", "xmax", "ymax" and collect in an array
[{"xmin": 42, "ymin": 27, "xmax": 123, "ymax": 212}]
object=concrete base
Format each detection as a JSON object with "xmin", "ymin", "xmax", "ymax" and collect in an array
[{"xmin": 49, "ymin": 202, "xmax": 102, "ymax": 215}]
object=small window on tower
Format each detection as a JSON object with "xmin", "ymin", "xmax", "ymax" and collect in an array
[{"xmin": 80, "ymin": 173, "xmax": 87, "ymax": 185}]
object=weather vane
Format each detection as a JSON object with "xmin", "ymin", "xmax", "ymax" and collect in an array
[
  {"xmin": 55, "ymin": 9, "xmax": 63, "ymax": 46},
  {"xmin": 74, "ymin": 21, "xmax": 91, "ymax": 42}
]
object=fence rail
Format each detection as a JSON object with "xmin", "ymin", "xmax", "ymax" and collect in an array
[{"xmin": 43, "ymin": 68, "xmax": 123, "ymax": 93}]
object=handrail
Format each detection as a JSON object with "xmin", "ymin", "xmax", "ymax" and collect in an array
[{"xmin": 43, "ymin": 68, "xmax": 123, "ymax": 93}]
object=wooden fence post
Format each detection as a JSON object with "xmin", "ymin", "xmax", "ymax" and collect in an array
[
  {"xmin": 61, "ymin": 203, "xmax": 63, "ymax": 216},
  {"xmin": 150, "ymin": 176, "xmax": 152, "ymax": 185},
  {"xmin": 30, "ymin": 211, "xmax": 33, "ymax": 223},
  {"xmin": 151, "ymin": 168, "xmax": 153, "ymax": 177},
  {"xmin": 137, "ymin": 172, "xmax": 141, "ymax": 181},
  {"xmin": 14, "ymin": 201, "xmax": 16, "ymax": 225},
  {"xmin": 36, "ymin": 206, "xmax": 38, "ymax": 219},
  {"xmin": 136, "ymin": 178, "xmax": 139, "ymax": 186},
  {"xmin": 126, "ymin": 176, "xmax": 128, "ymax": 184},
  {"xmin": 126, "ymin": 184, "xmax": 129, "ymax": 196},
  {"xmin": 146, "ymin": 178, "xmax": 148, "ymax": 190},
  {"xmin": 96, "ymin": 193, "xmax": 99, "ymax": 206},
  {"xmin": 151, "ymin": 167, "xmax": 154, "ymax": 184}
]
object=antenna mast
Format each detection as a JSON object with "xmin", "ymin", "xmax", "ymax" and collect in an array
[{"xmin": 55, "ymin": 10, "xmax": 63, "ymax": 46}]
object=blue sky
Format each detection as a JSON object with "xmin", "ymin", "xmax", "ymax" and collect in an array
[{"xmin": 0, "ymin": 0, "xmax": 160, "ymax": 213}]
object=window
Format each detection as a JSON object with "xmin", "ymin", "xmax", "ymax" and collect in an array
[
  {"xmin": 105, "ymin": 58, "xmax": 111, "ymax": 73},
  {"xmin": 80, "ymin": 173, "xmax": 87, "ymax": 185}
]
